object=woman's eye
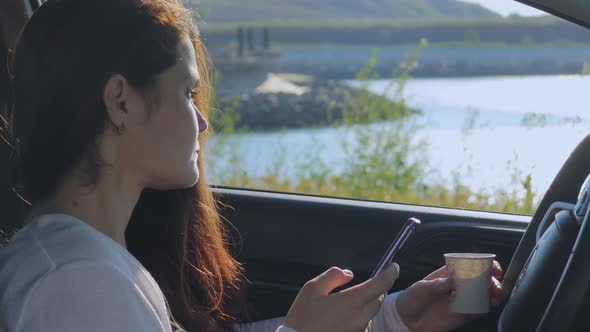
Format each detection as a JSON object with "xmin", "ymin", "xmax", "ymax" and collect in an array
[{"xmin": 187, "ymin": 89, "xmax": 198, "ymax": 98}]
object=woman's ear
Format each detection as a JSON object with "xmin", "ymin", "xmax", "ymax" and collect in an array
[{"xmin": 102, "ymin": 74, "xmax": 129, "ymax": 130}]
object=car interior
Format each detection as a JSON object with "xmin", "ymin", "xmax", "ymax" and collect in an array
[{"xmin": 2, "ymin": 0, "xmax": 590, "ymax": 331}]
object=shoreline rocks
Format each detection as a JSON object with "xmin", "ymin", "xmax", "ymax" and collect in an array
[{"xmin": 215, "ymin": 78, "xmax": 416, "ymax": 131}]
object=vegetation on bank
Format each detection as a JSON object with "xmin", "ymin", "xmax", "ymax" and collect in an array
[{"xmin": 190, "ymin": 0, "xmax": 499, "ymax": 24}]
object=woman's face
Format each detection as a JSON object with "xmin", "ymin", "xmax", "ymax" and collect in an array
[{"xmin": 113, "ymin": 36, "xmax": 208, "ymax": 190}]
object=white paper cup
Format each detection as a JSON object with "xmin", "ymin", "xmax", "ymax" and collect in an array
[{"xmin": 444, "ymin": 253, "xmax": 496, "ymax": 314}]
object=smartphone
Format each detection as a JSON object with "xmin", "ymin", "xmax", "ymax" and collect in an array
[{"xmin": 370, "ymin": 217, "xmax": 421, "ymax": 278}]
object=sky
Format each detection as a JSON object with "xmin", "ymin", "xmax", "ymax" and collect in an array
[{"xmin": 460, "ymin": 0, "xmax": 547, "ymax": 17}]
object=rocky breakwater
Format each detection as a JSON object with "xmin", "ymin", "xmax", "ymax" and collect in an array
[{"xmin": 215, "ymin": 74, "xmax": 416, "ymax": 131}]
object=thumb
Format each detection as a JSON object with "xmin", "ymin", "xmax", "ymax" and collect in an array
[
  {"xmin": 410, "ymin": 277, "xmax": 452, "ymax": 300},
  {"xmin": 308, "ymin": 267, "xmax": 354, "ymax": 296},
  {"xmin": 342, "ymin": 263, "xmax": 400, "ymax": 303}
]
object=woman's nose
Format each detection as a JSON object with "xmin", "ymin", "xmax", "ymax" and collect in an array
[{"xmin": 196, "ymin": 108, "xmax": 208, "ymax": 133}]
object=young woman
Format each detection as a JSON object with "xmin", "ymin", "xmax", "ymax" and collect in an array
[{"xmin": 0, "ymin": 0, "xmax": 503, "ymax": 331}]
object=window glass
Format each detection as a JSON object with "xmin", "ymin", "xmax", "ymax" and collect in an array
[{"xmin": 195, "ymin": 0, "xmax": 589, "ymax": 215}]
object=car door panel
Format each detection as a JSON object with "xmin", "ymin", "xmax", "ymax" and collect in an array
[{"xmin": 215, "ymin": 188, "xmax": 527, "ymax": 322}]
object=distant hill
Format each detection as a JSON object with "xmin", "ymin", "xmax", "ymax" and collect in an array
[{"xmin": 190, "ymin": 0, "xmax": 501, "ymax": 24}]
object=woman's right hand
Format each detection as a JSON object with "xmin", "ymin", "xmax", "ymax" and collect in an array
[{"xmin": 283, "ymin": 264, "xmax": 399, "ymax": 332}]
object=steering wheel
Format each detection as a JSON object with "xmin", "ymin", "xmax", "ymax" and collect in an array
[{"xmin": 499, "ymin": 135, "xmax": 590, "ymax": 332}]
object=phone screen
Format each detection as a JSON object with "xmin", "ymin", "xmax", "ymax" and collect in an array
[{"xmin": 370, "ymin": 217, "xmax": 421, "ymax": 278}]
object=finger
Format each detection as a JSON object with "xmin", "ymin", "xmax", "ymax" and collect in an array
[
  {"xmin": 307, "ymin": 267, "xmax": 354, "ymax": 296},
  {"xmin": 424, "ymin": 265, "xmax": 448, "ymax": 281},
  {"xmin": 491, "ymin": 278, "xmax": 501, "ymax": 295},
  {"xmin": 411, "ymin": 277, "xmax": 453, "ymax": 299},
  {"xmin": 492, "ymin": 260, "xmax": 503, "ymax": 279},
  {"xmin": 341, "ymin": 263, "xmax": 399, "ymax": 304},
  {"xmin": 490, "ymin": 278, "xmax": 503, "ymax": 307}
]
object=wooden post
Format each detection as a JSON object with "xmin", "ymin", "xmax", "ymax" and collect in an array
[
  {"xmin": 263, "ymin": 26, "xmax": 270, "ymax": 51},
  {"xmin": 237, "ymin": 26, "xmax": 244, "ymax": 57},
  {"xmin": 247, "ymin": 27, "xmax": 254, "ymax": 53}
]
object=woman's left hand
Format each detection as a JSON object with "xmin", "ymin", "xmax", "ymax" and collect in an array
[{"xmin": 395, "ymin": 260, "xmax": 504, "ymax": 332}]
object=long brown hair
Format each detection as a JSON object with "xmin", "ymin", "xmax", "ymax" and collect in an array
[{"xmin": 2, "ymin": 0, "xmax": 243, "ymax": 330}]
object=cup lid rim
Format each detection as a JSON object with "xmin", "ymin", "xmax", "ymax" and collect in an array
[{"xmin": 444, "ymin": 253, "xmax": 496, "ymax": 259}]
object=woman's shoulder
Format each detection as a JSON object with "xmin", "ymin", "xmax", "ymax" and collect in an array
[
  {"xmin": 0, "ymin": 213, "xmax": 170, "ymax": 330},
  {"xmin": 0, "ymin": 213, "xmax": 145, "ymax": 299},
  {"xmin": 0, "ymin": 213, "xmax": 138, "ymax": 290},
  {"xmin": 0, "ymin": 213, "xmax": 133, "ymax": 270}
]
